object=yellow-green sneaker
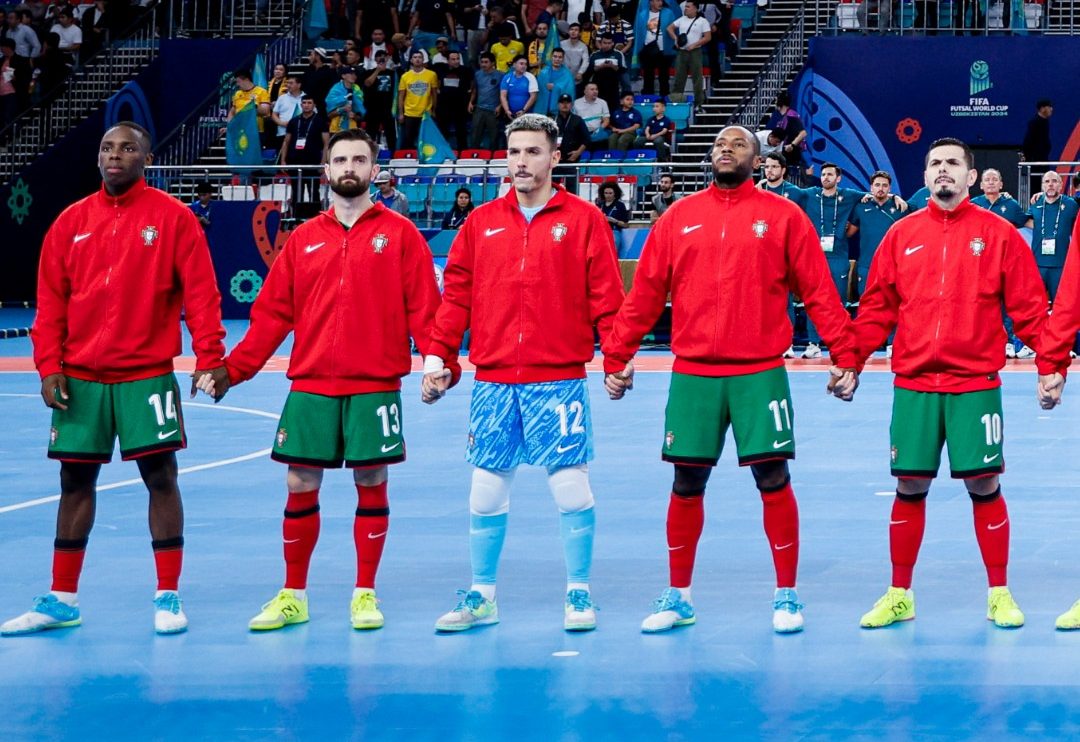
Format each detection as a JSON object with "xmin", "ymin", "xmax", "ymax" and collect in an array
[
  {"xmin": 1055, "ymin": 598, "xmax": 1080, "ymax": 630},
  {"xmin": 248, "ymin": 589, "xmax": 309, "ymax": 631},
  {"xmin": 987, "ymin": 586, "xmax": 1024, "ymax": 628},
  {"xmin": 351, "ymin": 589, "xmax": 384, "ymax": 630},
  {"xmin": 859, "ymin": 586, "xmax": 915, "ymax": 628}
]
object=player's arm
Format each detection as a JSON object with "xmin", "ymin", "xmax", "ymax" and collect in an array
[
  {"xmin": 1035, "ymin": 223, "xmax": 1079, "ymax": 406},
  {"xmin": 33, "ymin": 219, "xmax": 73, "ymax": 409},
  {"xmin": 174, "ymin": 210, "xmax": 228, "ymax": 398}
]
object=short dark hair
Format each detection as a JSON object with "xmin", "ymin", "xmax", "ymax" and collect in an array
[
  {"xmin": 659, "ymin": 171, "xmax": 674, "ymax": 182},
  {"xmin": 599, "ymin": 32, "xmax": 615, "ymax": 41},
  {"xmin": 285, "ymin": 74, "xmax": 301, "ymax": 82},
  {"xmin": 775, "ymin": 90, "xmax": 791, "ymax": 108},
  {"xmin": 511, "ymin": 53, "xmax": 527, "ymax": 65},
  {"xmin": 234, "ymin": 68, "xmax": 253, "ymax": 81},
  {"xmin": 926, "ymin": 137, "xmax": 974, "ymax": 169},
  {"xmin": 105, "ymin": 120, "xmax": 153, "ymax": 153},
  {"xmin": 0, "ymin": 39, "xmax": 13, "ymax": 51},
  {"xmin": 195, "ymin": 181, "xmax": 214, "ymax": 195},
  {"xmin": 480, "ymin": 52, "xmax": 496, "ymax": 64},
  {"xmin": 455, "ymin": 187, "xmax": 473, "ymax": 200},
  {"xmin": 569, "ymin": 22, "xmax": 581, "ymax": 29},
  {"xmin": 621, "ymin": 90, "xmax": 634, "ymax": 99},
  {"xmin": 820, "ymin": 162, "xmax": 841, "ymax": 176},
  {"xmin": 765, "ymin": 152, "xmax": 787, "ymax": 168},
  {"xmin": 768, "ymin": 128, "xmax": 784, "ymax": 141},
  {"xmin": 552, "ymin": 48, "xmax": 564, "ymax": 56},
  {"xmin": 327, "ymin": 128, "xmax": 379, "ymax": 160},
  {"xmin": 300, "ymin": 94, "xmax": 314, "ymax": 102},
  {"xmin": 870, "ymin": 170, "xmax": 892, "ymax": 184},
  {"xmin": 1037, "ymin": 98, "xmax": 1053, "ymax": 110}
]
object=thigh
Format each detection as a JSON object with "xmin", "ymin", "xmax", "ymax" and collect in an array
[
  {"xmin": 890, "ymin": 388, "xmax": 945, "ymax": 478},
  {"xmin": 944, "ymin": 388, "xmax": 1004, "ymax": 479},
  {"xmin": 662, "ymin": 372, "xmax": 729, "ymax": 466},
  {"xmin": 466, "ymin": 381, "xmax": 525, "ymax": 470},
  {"xmin": 728, "ymin": 366, "xmax": 796, "ymax": 466},
  {"xmin": 343, "ymin": 390, "xmax": 406, "ymax": 468},
  {"xmin": 48, "ymin": 377, "xmax": 115, "ymax": 463},
  {"xmin": 519, "ymin": 378, "xmax": 593, "ymax": 468},
  {"xmin": 114, "ymin": 373, "xmax": 187, "ymax": 460},
  {"xmin": 271, "ymin": 391, "xmax": 345, "ymax": 468}
]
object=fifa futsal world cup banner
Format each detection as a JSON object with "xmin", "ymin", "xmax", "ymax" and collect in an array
[{"xmin": 793, "ymin": 36, "xmax": 1080, "ymax": 196}]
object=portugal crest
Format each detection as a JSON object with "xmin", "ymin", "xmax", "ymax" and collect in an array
[
  {"xmin": 970, "ymin": 238, "xmax": 985, "ymax": 256},
  {"xmin": 50, "ymin": 427, "xmax": 57, "ymax": 444},
  {"xmin": 372, "ymin": 234, "xmax": 388, "ymax": 254},
  {"xmin": 665, "ymin": 431, "xmax": 675, "ymax": 449},
  {"xmin": 141, "ymin": 225, "xmax": 158, "ymax": 246},
  {"xmin": 752, "ymin": 220, "xmax": 768, "ymax": 239},
  {"xmin": 551, "ymin": 222, "xmax": 568, "ymax": 242},
  {"xmin": 276, "ymin": 428, "xmax": 287, "ymax": 447}
]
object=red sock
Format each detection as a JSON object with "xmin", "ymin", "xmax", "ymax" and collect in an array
[
  {"xmin": 667, "ymin": 493, "xmax": 704, "ymax": 588},
  {"xmin": 283, "ymin": 489, "xmax": 320, "ymax": 590},
  {"xmin": 972, "ymin": 490, "xmax": 1009, "ymax": 587},
  {"xmin": 761, "ymin": 482, "xmax": 799, "ymax": 588},
  {"xmin": 152, "ymin": 537, "xmax": 184, "ymax": 591},
  {"xmin": 354, "ymin": 481, "xmax": 389, "ymax": 589},
  {"xmin": 51, "ymin": 537, "xmax": 87, "ymax": 593},
  {"xmin": 890, "ymin": 495, "xmax": 927, "ymax": 589}
]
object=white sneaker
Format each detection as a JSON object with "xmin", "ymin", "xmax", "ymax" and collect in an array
[
  {"xmin": 641, "ymin": 587, "xmax": 696, "ymax": 633},
  {"xmin": 1005, "ymin": 342, "xmax": 1016, "ymax": 359},
  {"xmin": 886, "ymin": 345, "xmax": 893, "ymax": 359},
  {"xmin": 154, "ymin": 591, "xmax": 188, "ymax": 634},
  {"xmin": 564, "ymin": 589, "xmax": 597, "ymax": 631},
  {"xmin": 801, "ymin": 343, "xmax": 822, "ymax": 359},
  {"xmin": 783, "ymin": 346, "xmax": 795, "ymax": 359},
  {"xmin": 0, "ymin": 593, "xmax": 81, "ymax": 636},
  {"xmin": 435, "ymin": 590, "xmax": 499, "ymax": 632},
  {"xmin": 1016, "ymin": 345, "xmax": 1036, "ymax": 359},
  {"xmin": 772, "ymin": 588, "xmax": 804, "ymax": 633}
]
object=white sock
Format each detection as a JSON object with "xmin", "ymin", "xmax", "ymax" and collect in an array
[
  {"xmin": 471, "ymin": 584, "xmax": 496, "ymax": 601},
  {"xmin": 286, "ymin": 588, "xmax": 307, "ymax": 601},
  {"xmin": 354, "ymin": 587, "xmax": 374, "ymax": 598},
  {"xmin": 674, "ymin": 586, "xmax": 692, "ymax": 603},
  {"xmin": 567, "ymin": 582, "xmax": 590, "ymax": 594},
  {"xmin": 50, "ymin": 591, "xmax": 78, "ymax": 606},
  {"xmin": 154, "ymin": 590, "xmax": 178, "ymax": 599}
]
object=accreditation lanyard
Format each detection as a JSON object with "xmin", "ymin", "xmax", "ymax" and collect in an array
[
  {"xmin": 447, "ymin": 208, "xmax": 468, "ymax": 228},
  {"xmin": 601, "ymin": 201, "xmax": 621, "ymax": 223},
  {"xmin": 294, "ymin": 115, "xmax": 315, "ymax": 149},
  {"xmin": 1039, "ymin": 198, "xmax": 1062, "ymax": 255},
  {"xmin": 819, "ymin": 190, "xmax": 839, "ymax": 253}
]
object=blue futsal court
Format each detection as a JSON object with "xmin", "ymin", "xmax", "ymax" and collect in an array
[{"xmin": 2, "ymin": 326, "xmax": 1080, "ymax": 738}]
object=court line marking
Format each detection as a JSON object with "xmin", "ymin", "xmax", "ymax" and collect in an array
[{"xmin": 0, "ymin": 400, "xmax": 277, "ymax": 515}]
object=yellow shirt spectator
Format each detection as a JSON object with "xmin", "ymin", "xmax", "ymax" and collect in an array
[
  {"xmin": 232, "ymin": 85, "xmax": 270, "ymax": 132},
  {"xmin": 491, "ymin": 39, "xmax": 525, "ymax": 72},
  {"xmin": 398, "ymin": 68, "xmax": 439, "ymax": 118}
]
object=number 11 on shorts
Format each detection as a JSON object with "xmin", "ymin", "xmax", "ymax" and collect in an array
[{"xmin": 768, "ymin": 399, "xmax": 792, "ymax": 432}]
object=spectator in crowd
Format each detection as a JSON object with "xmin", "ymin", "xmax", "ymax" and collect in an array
[
  {"xmin": 362, "ymin": 50, "xmax": 396, "ymax": 150},
  {"xmin": 553, "ymin": 92, "xmax": 589, "ymax": 194},
  {"xmin": 357, "ymin": 0, "xmax": 400, "ymax": 40},
  {"xmin": 267, "ymin": 63, "xmax": 287, "ymax": 103},
  {"xmin": 270, "ymin": 74, "xmax": 304, "ymax": 152},
  {"xmin": 668, "ymin": 0, "xmax": 710, "ymax": 114},
  {"xmin": 768, "ymin": 91, "xmax": 806, "ymax": 172},
  {"xmin": 33, "ymin": 32, "xmax": 69, "ymax": 102},
  {"xmin": 397, "ymin": 50, "xmax": 439, "ymax": 150},
  {"xmin": 608, "ymin": 90, "xmax": 641, "ymax": 152},
  {"xmin": 190, "ymin": 181, "xmax": 214, "ymax": 230},
  {"xmin": 701, "ymin": 0, "xmax": 734, "ymax": 93},
  {"xmin": 303, "ymin": 48, "xmax": 336, "ymax": 113},
  {"xmin": 0, "ymin": 37, "xmax": 28, "ymax": 130},
  {"xmin": 526, "ymin": 21, "xmax": 550, "ymax": 75},
  {"xmin": 409, "ymin": 0, "xmax": 457, "ymax": 53},
  {"xmin": 755, "ymin": 128, "xmax": 784, "ymax": 160},
  {"xmin": 458, "ymin": 0, "xmax": 488, "ymax": 64},
  {"xmin": 597, "ymin": 5, "xmax": 634, "ymax": 56},
  {"xmin": 80, "ymin": 0, "xmax": 113, "ymax": 60},
  {"xmin": 227, "ymin": 68, "xmax": 271, "ymax": 141},
  {"xmin": 536, "ymin": 47, "xmax": 575, "ymax": 115},
  {"xmin": 1021, "ymin": 98, "xmax": 1053, "ymax": 192},
  {"xmin": 325, "ymin": 66, "xmax": 366, "ymax": 133},
  {"xmin": 441, "ymin": 187, "xmax": 475, "ymax": 229},
  {"xmin": 596, "ymin": 181, "xmax": 630, "ymax": 246},
  {"xmin": 638, "ymin": 0, "xmax": 676, "ymax": 98},
  {"xmin": 344, "ymin": 48, "xmax": 364, "ymax": 70},
  {"xmin": 971, "ymin": 168, "xmax": 1027, "ymax": 227},
  {"xmin": 634, "ymin": 98, "xmax": 675, "ymax": 161},
  {"xmin": 436, "ymin": 50, "xmax": 472, "ymax": 151},
  {"xmin": 431, "ymin": 36, "xmax": 452, "ymax": 71},
  {"xmin": 6, "ymin": 10, "xmax": 39, "ymax": 59},
  {"xmin": 50, "ymin": 9, "xmax": 80, "ymax": 65},
  {"xmin": 1027, "ymin": 170, "xmax": 1079, "ymax": 307},
  {"xmin": 650, "ymin": 171, "xmax": 678, "ymax": 222},
  {"xmin": 560, "ymin": 22, "xmax": 591, "ymax": 92},
  {"xmin": 499, "ymin": 54, "xmax": 538, "ymax": 121},
  {"xmin": 281, "ymin": 94, "xmax": 329, "ymax": 212},
  {"xmin": 574, "ymin": 81, "xmax": 610, "ymax": 151},
  {"xmin": 372, "ymin": 170, "xmax": 409, "ymax": 216},
  {"xmin": 535, "ymin": 0, "xmax": 565, "ymax": 31},
  {"xmin": 584, "ymin": 33, "xmax": 627, "ymax": 113},
  {"xmin": 577, "ymin": 11, "xmax": 597, "ymax": 47},
  {"xmin": 470, "ymin": 52, "xmax": 503, "ymax": 150},
  {"xmin": 362, "ymin": 28, "xmax": 393, "ymax": 69},
  {"xmin": 491, "ymin": 23, "xmax": 524, "ymax": 72}
]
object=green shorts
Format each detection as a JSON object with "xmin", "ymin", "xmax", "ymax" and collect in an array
[
  {"xmin": 890, "ymin": 387, "xmax": 1004, "ymax": 479},
  {"xmin": 48, "ymin": 373, "xmax": 186, "ymax": 463},
  {"xmin": 662, "ymin": 367, "xmax": 795, "ymax": 466},
  {"xmin": 271, "ymin": 390, "xmax": 406, "ymax": 469}
]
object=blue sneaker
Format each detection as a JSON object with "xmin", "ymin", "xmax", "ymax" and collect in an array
[
  {"xmin": 564, "ymin": 588, "xmax": 597, "ymax": 631},
  {"xmin": 772, "ymin": 587, "xmax": 804, "ymax": 633},
  {"xmin": 0, "ymin": 594, "xmax": 82, "ymax": 636},
  {"xmin": 154, "ymin": 591, "xmax": 189, "ymax": 635},
  {"xmin": 641, "ymin": 587, "xmax": 695, "ymax": 633},
  {"xmin": 435, "ymin": 590, "xmax": 499, "ymax": 632}
]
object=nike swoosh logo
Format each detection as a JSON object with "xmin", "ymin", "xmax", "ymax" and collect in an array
[
  {"xmin": 73, "ymin": 232, "xmax": 92, "ymax": 243},
  {"xmin": 988, "ymin": 519, "xmax": 1008, "ymax": 531},
  {"xmin": 556, "ymin": 443, "xmax": 579, "ymax": 453},
  {"xmin": 367, "ymin": 531, "xmax": 388, "ymax": 539},
  {"xmin": 773, "ymin": 542, "xmax": 793, "ymax": 551},
  {"xmin": 283, "ymin": 538, "xmax": 300, "ymax": 544},
  {"xmin": 569, "ymin": 526, "xmax": 591, "ymax": 535},
  {"xmin": 157, "ymin": 429, "xmax": 177, "ymax": 440},
  {"xmin": 304, "ymin": 242, "xmax": 326, "ymax": 253},
  {"xmin": 682, "ymin": 224, "xmax": 703, "ymax": 234},
  {"xmin": 983, "ymin": 453, "xmax": 1000, "ymax": 463},
  {"xmin": 380, "ymin": 442, "xmax": 401, "ymax": 453},
  {"xmin": 904, "ymin": 245, "xmax": 925, "ymax": 255},
  {"xmin": 772, "ymin": 439, "xmax": 791, "ymax": 449},
  {"xmin": 668, "ymin": 545, "xmax": 684, "ymax": 551},
  {"xmin": 889, "ymin": 520, "xmax": 908, "ymax": 526},
  {"xmin": 484, "ymin": 228, "xmax": 505, "ymax": 237}
]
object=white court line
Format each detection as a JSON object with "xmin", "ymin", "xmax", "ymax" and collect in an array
[
  {"xmin": 0, "ymin": 393, "xmax": 38, "ymax": 397},
  {"xmin": 0, "ymin": 400, "xmax": 277, "ymax": 515}
]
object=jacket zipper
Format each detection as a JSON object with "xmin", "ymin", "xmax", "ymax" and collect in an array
[
  {"xmin": 95, "ymin": 200, "xmax": 122, "ymax": 376},
  {"xmin": 932, "ymin": 212, "xmax": 949, "ymax": 374},
  {"xmin": 518, "ymin": 219, "xmax": 528, "ymax": 380},
  {"xmin": 332, "ymin": 232, "xmax": 347, "ymax": 380}
]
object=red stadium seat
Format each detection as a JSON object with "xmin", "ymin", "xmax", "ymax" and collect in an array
[{"xmin": 392, "ymin": 149, "xmax": 418, "ymax": 160}]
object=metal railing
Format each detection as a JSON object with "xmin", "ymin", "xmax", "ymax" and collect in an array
[
  {"xmin": 168, "ymin": 0, "xmax": 305, "ymax": 38},
  {"xmin": 1017, "ymin": 161, "xmax": 1080, "ymax": 204},
  {"xmin": 813, "ymin": 0, "xmax": 1063, "ymax": 35},
  {"xmin": 0, "ymin": 5, "xmax": 161, "ymax": 185},
  {"xmin": 727, "ymin": 7, "xmax": 806, "ymax": 131}
]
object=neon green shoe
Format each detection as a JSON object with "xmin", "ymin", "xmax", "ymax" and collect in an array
[
  {"xmin": 859, "ymin": 587, "xmax": 915, "ymax": 628},
  {"xmin": 1055, "ymin": 598, "xmax": 1080, "ymax": 630},
  {"xmin": 351, "ymin": 589, "xmax": 384, "ymax": 630},
  {"xmin": 248, "ymin": 589, "xmax": 309, "ymax": 631},
  {"xmin": 435, "ymin": 590, "xmax": 499, "ymax": 632},
  {"xmin": 987, "ymin": 586, "xmax": 1024, "ymax": 628}
]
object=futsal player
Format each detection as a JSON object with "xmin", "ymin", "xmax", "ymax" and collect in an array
[
  {"xmin": 197, "ymin": 129, "xmax": 453, "ymax": 632},
  {"xmin": 602, "ymin": 125, "xmax": 857, "ymax": 634},
  {"xmin": 421, "ymin": 113, "xmax": 625, "ymax": 633},
  {"xmin": 1, "ymin": 122, "xmax": 228, "ymax": 637},
  {"xmin": 850, "ymin": 138, "xmax": 1049, "ymax": 629}
]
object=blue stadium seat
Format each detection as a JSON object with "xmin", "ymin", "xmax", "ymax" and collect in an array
[
  {"xmin": 666, "ymin": 102, "xmax": 691, "ymax": 130},
  {"xmin": 588, "ymin": 150, "xmax": 623, "ymax": 175},
  {"xmin": 465, "ymin": 176, "xmax": 487, "ymax": 205},
  {"xmin": 432, "ymin": 175, "xmax": 466, "ymax": 215},
  {"xmin": 400, "ymin": 175, "xmax": 433, "ymax": 216},
  {"xmin": 622, "ymin": 150, "xmax": 658, "ymax": 186}
]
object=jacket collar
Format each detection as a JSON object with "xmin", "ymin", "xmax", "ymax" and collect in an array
[
  {"xmin": 926, "ymin": 195, "xmax": 975, "ymax": 222},
  {"xmin": 500, "ymin": 182, "xmax": 568, "ymax": 215},
  {"xmin": 322, "ymin": 200, "xmax": 386, "ymax": 229},
  {"xmin": 98, "ymin": 177, "xmax": 148, "ymax": 207},
  {"xmin": 707, "ymin": 178, "xmax": 756, "ymax": 203}
]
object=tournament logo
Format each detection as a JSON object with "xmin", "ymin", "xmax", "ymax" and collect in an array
[
  {"xmin": 372, "ymin": 234, "xmax": 388, "ymax": 254},
  {"xmin": 141, "ymin": 225, "xmax": 159, "ymax": 246},
  {"xmin": 551, "ymin": 223, "xmax": 568, "ymax": 242},
  {"xmin": 951, "ymin": 60, "xmax": 1008, "ymax": 119},
  {"xmin": 970, "ymin": 238, "xmax": 985, "ymax": 256},
  {"xmin": 969, "ymin": 59, "xmax": 991, "ymax": 96},
  {"xmin": 752, "ymin": 220, "xmax": 768, "ymax": 239},
  {"xmin": 276, "ymin": 428, "xmax": 288, "ymax": 447},
  {"xmin": 665, "ymin": 431, "xmax": 675, "ymax": 449}
]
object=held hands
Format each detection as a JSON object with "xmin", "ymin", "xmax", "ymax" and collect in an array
[
  {"xmin": 421, "ymin": 355, "xmax": 452, "ymax": 404},
  {"xmin": 604, "ymin": 361, "xmax": 635, "ymax": 400},
  {"xmin": 826, "ymin": 366, "xmax": 859, "ymax": 402},
  {"xmin": 1037, "ymin": 372, "xmax": 1065, "ymax": 409},
  {"xmin": 41, "ymin": 373, "xmax": 69, "ymax": 410},
  {"xmin": 191, "ymin": 366, "xmax": 231, "ymax": 403}
]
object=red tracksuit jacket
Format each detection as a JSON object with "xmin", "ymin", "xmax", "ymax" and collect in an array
[
  {"xmin": 226, "ymin": 203, "xmax": 447, "ymax": 395},
  {"xmin": 427, "ymin": 185, "xmax": 625, "ymax": 383},
  {"xmin": 855, "ymin": 197, "xmax": 1048, "ymax": 392},
  {"xmin": 602, "ymin": 180, "xmax": 854, "ymax": 376},
  {"xmin": 1037, "ymin": 217, "xmax": 1080, "ymax": 378},
  {"xmin": 33, "ymin": 179, "xmax": 225, "ymax": 382}
]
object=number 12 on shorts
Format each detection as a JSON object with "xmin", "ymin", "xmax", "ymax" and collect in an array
[{"xmin": 556, "ymin": 401, "xmax": 586, "ymax": 437}]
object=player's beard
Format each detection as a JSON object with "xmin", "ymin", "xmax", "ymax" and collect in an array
[
  {"xmin": 713, "ymin": 160, "xmax": 752, "ymax": 187},
  {"xmin": 330, "ymin": 175, "xmax": 368, "ymax": 197},
  {"xmin": 933, "ymin": 183, "xmax": 957, "ymax": 200}
]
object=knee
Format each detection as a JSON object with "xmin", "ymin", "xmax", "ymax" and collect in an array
[
  {"xmin": 547, "ymin": 463, "xmax": 595, "ymax": 513},
  {"xmin": 59, "ymin": 463, "xmax": 98, "ymax": 497},
  {"xmin": 138, "ymin": 453, "xmax": 179, "ymax": 496},
  {"xmin": 672, "ymin": 464, "xmax": 710, "ymax": 498},
  {"xmin": 353, "ymin": 465, "xmax": 388, "ymax": 488},
  {"xmin": 967, "ymin": 476, "xmax": 1001, "ymax": 501},
  {"xmin": 287, "ymin": 466, "xmax": 323, "ymax": 493},
  {"xmin": 470, "ymin": 467, "xmax": 514, "ymax": 516},
  {"xmin": 750, "ymin": 461, "xmax": 790, "ymax": 493},
  {"xmin": 896, "ymin": 477, "xmax": 932, "ymax": 498}
]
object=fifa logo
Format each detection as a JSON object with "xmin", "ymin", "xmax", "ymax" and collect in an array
[{"xmin": 969, "ymin": 60, "xmax": 991, "ymax": 97}]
